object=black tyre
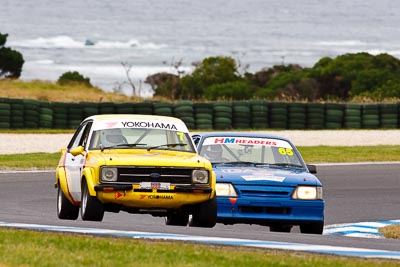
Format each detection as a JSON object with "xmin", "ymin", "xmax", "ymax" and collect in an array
[
  {"xmin": 189, "ymin": 197, "xmax": 217, "ymax": 228},
  {"xmin": 288, "ymin": 122, "xmax": 306, "ymax": 129},
  {"xmin": 233, "ymin": 124, "xmax": 251, "ymax": 129},
  {"xmin": 83, "ymin": 107, "xmax": 99, "ymax": 117},
  {"xmin": 195, "ymin": 113, "xmax": 213, "ymax": 120},
  {"xmin": 196, "ymin": 118, "xmax": 213, "ymax": 125},
  {"xmin": 81, "ymin": 180, "xmax": 104, "ymax": 221},
  {"xmin": 165, "ymin": 210, "xmax": 189, "ymax": 226},
  {"xmin": 57, "ymin": 186, "xmax": 79, "ymax": 220},
  {"xmin": 325, "ymin": 122, "xmax": 342, "ymax": 129},
  {"xmin": 213, "ymin": 105, "xmax": 232, "ymax": 113},
  {"xmin": 300, "ymin": 221, "xmax": 324, "ymax": 234},
  {"xmin": 180, "ymin": 116, "xmax": 195, "ymax": 124},
  {"xmin": 214, "ymin": 111, "xmax": 232, "ymax": 119},
  {"xmin": 214, "ymin": 117, "xmax": 232, "ymax": 125},
  {"xmin": 344, "ymin": 122, "xmax": 361, "ymax": 129},
  {"xmin": 251, "ymin": 116, "xmax": 268, "ymax": 123},
  {"xmin": 173, "ymin": 105, "xmax": 193, "ymax": 114},
  {"xmin": 154, "ymin": 107, "xmax": 173, "ymax": 116},
  {"xmin": 115, "ymin": 103, "xmax": 135, "ymax": 114},
  {"xmin": 98, "ymin": 102, "xmax": 115, "ymax": 114},
  {"xmin": 270, "ymin": 114, "xmax": 287, "ymax": 121},
  {"xmin": 195, "ymin": 123, "xmax": 213, "ymax": 130},
  {"xmin": 251, "ymin": 122, "xmax": 268, "ymax": 129},
  {"xmin": 345, "ymin": 109, "xmax": 361, "ymax": 117}
]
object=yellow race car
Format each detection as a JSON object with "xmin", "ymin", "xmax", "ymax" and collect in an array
[{"xmin": 56, "ymin": 114, "xmax": 216, "ymax": 227}]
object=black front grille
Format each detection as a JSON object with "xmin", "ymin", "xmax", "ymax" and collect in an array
[
  {"xmin": 238, "ymin": 206, "xmax": 291, "ymax": 215},
  {"xmin": 116, "ymin": 167, "xmax": 192, "ymax": 184},
  {"xmin": 235, "ymin": 185, "xmax": 293, "ymax": 198}
]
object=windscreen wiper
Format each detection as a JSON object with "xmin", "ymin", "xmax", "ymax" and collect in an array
[
  {"xmin": 147, "ymin": 143, "xmax": 187, "ymax": 151},
  {"xmin": 218, "ymin": 161, "xmax": 255, "ymax": 165},
  {"xmin": 100, "ymin": 143, "xmax": 147, "ymax": 152},
  {"xmin": 267, "ymin": 163, "xmax": 304, "ymax": 169}
]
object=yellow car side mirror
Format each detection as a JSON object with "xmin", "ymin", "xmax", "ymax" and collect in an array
[{"xmin": 70, "ymin": 146, "xmax": 84, "ymax": 156}]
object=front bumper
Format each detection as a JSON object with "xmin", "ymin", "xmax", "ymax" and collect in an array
[
  {"xmin": 216, "ymin": 196, "xmax": 324, "ymax": 226},
  {"xmin": 94, "ymin": 183, "xmax": 213, "ymax": 209},
  {"xmin": 94, "ymin": 184, "xmax": 213, "ymax": 193}
]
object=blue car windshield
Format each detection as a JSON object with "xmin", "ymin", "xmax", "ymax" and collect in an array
[{"xmin": 199, "ymin": 136, "xmax": 303, "ymax": 167}]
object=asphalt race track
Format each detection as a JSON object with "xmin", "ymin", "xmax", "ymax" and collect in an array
[{"xmin": 1, "ymin": 163, "xmax": 400, "ymax": 257}]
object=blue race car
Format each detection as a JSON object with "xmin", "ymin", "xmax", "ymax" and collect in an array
[{"xmin": 192, "ymin": 132, "xmax": 324, "ymax": 234}]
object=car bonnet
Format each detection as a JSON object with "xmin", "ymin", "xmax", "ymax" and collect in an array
[
  {"xmin": 89, "ymin": 150, "xmax": 208, "ymax": 168},
  {"xmin": 213, "ymin": 165, "xmax": 321, "ymax": 187}
]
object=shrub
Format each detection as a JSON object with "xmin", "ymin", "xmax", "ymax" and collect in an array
[
  {"xmin": 57, "ymin": 71, "xmax": 93, "ymax": 87},
  {"xmin": 204, "ymin": 80, "xmax": 252, "ymax": 100}
]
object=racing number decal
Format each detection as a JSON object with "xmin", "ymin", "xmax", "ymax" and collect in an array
[
  {"xmin": 278, "ymin": 147, "xmax": 293, "ymax": 156},
  {"xmin": 177, "ymin": 132, "xmax": 184, "ymax": 141}
]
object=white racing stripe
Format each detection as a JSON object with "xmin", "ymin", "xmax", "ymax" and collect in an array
[
  {"xmin": 1, "ymin": 222, "xmax": 400, "ymax": 260},
  {"xmin": 324, "ymin": 220, "xmax": 400, "ymax": 238}
]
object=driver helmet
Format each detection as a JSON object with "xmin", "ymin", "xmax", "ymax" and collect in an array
[
  {"xmin": 100, "ymin": 128, "xmax": 126, "ymax": 147},
  {"xmin": 203, "ymin": 145, "xmax": 223, "ymax": 161}
]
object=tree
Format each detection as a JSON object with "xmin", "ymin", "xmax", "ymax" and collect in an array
[
  {"xmin": 310, "ymin": 52, "xmax": 400, "ymax": 99},
  {"xmin": 0, "ymin": 33, "xmax": 24, "ymax": 79},
  {"xmin": 254, "ymin": 64, "xmax": 311, "ymax": 100},
  {"xmin": 144, "ymin": 58, "xmax": 185, "ymax": 100},
  {"xmin": 112, "ymin": 62, "xmax": 143, "ymax": 96},
  {"xmin": 371, "ymin": 79, "xmax": 400, "ymax": 99},
  {"xmin": 146, "ymin": 52, "xmax": 400, "ymax": 101},
  {"xmin": 145, "ymin": 72, "xmax": 181, "ymax": 100},
  {"xmin": 0, "ymin": 33, "xmax": 7, "ymax": 46},
  {"xmin": 143, "ymin": 56, "xmax": 241, "ymax": 100},
  {"xmin": 181, "ymin": 56, "xmax": 241, "ymax": 99}
]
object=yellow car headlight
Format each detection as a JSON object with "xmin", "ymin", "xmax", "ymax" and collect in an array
[
  {"xmin": 292, "ymin": 186, "xmax": 323, "ymax": 200},
  {"xmin": 192, "ymin": 169, "xmax": 209, "ymax": 184},
  {"xmin": 101, "ymin": 167, "xmax": 118, "ymax": 182},
  {"xmin": 216, "ymin": 183, "xmax": 237, "ymax": 197}
]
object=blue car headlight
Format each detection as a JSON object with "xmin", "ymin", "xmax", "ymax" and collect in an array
[
  {"xmin": 216, "ymin": 183, "xmax": 237, "ymax": 197},
  {"xmin": 292, "ymin": 186, "xmax": 323, "ymax": 200}
]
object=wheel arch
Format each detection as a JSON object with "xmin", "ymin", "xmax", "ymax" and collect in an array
[
  {"xmin": 81, "ymin": 167, "xmax": 97, "ymax": 197},
  {"xmin": 210, "ymin": 169, "xmax": 217, "ymax": 199},
  {"xmin": 56, "ymin": 166, "xmax": 78, "ymax": 206}
]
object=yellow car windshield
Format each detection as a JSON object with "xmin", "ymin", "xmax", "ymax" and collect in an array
[{"xmin": 89, "ymin": 128, "xmax": 195, "ymax": 152}]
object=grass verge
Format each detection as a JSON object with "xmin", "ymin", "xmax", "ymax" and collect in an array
[
  {"xmin": 0, "ymin": 146, "xmax": 399, "ymax": 170},
  {"xmin": 379, "ymin": 225, "xmax": 400, "ymax": 239},
  {"xmin": 0, "ymin": 145, "xmax": 399, "ymax": 260},
  {"xmin": 0, "ymin": 152, "xmax": 61, "ymax": 170},
  {"xmin": 0, "ymin": 79, "xmax": 136, "ymax": 102},
  {"xmin": 0, "ymin": 228, "xmax": 398, "ymax": 267},
  {"xmin": 297, "ymin": 145, "xmax": 400, "ymax": 163}
]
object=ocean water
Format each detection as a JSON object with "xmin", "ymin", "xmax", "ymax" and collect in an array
[{"xmin": 1, "ymin": 0, "xmax": 400, "ymax": 96}]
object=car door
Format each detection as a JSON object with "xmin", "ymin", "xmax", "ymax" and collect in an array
[{"xmin": 64, "ymin": 121, "xmax": 92, "ymax": 202}]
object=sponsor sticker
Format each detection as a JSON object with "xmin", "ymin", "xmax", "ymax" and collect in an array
[
  {"xmin": 203, "ymin": 137, "xmax": 292, "ymax": 148},
  {"xmin": 139, "ymin": 194, "xmax": 174, "ymax": 200},
  {"xmin": 93, "ymin": 118, "xmax": 188, "ymax": 132},
  {"xmin": 241, "ymin": 175, "xmax": 286, "ymax": 182},
  {"xmin": 220, "ymin": 169, "xmax": 294, "ymax": 177},
  {"xmin": 115, "ymin": 192, "xmax": 124, "ymax": 199}
]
